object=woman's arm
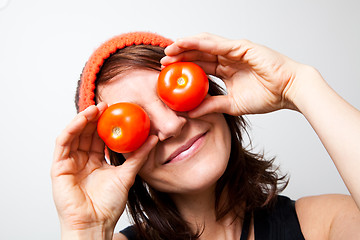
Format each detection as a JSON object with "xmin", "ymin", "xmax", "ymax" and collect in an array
[{"xmin": 288, "ymin": 66, "xmax": 360, "ymax": 207}]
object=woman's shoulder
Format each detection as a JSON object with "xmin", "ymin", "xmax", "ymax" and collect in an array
[{"xmin": 295, "ymin": 194, "xmax": 360, "ymax": 240}]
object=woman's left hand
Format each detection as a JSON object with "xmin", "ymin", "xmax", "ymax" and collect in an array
[{"xmin": 161, "ymin": 33, "xmax": 310, "ymax": 117}]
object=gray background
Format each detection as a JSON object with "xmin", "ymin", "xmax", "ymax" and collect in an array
[{"xmin": 0, "ymin": 0, "xmax": 359, "ymax": 239}]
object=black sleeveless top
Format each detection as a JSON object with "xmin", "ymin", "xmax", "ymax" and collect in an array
[{"xmin": 120, "ymin": 195, "xmax": 305, "ymax": 240}]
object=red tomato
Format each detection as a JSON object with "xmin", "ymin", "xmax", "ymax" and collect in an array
[
  {"xmin": 157, "ymin": 62, "xmax": 209, "ymax": 112},
  {"xmin": 97, "ymin": 102, "xmax": 150, "ymax": 153}
]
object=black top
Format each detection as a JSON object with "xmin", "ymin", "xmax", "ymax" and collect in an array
[
  {"xmin": 120, "ymin": 225, "xmax": 140, "ymax": 240},
  {"xmin": 253, "ymin": 195, "xmax": 305, "ymax": 240},
  {"xmin": 120, "ymin": 195, "xmax": 305, "ymax": 240}
]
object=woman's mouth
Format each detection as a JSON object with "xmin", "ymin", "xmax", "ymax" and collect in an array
[{"xmin": 164, "ymin": 132, "xmax": 207, "ymax": 164}]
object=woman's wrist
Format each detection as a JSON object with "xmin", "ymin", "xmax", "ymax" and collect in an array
[
  {"xmin": 60, "ymin": 223, "xmax": 115, "ymax": 240},
  {"xmin": 284, "ymin": 64, "xmax": 326, "ymax": 113}
]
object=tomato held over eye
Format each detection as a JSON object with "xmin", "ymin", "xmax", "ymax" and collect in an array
[
  {"xmin": 157, "ymin": 62, "xmax": 209, "ymax": 112},
  {"xmin": 97, "ymin": 102, "xmax": 150, "ymax": 153}
]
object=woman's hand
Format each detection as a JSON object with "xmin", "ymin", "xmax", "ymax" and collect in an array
[
  {"xmin": 161, "ymin": 33, "xmax": 310, "ymax": 117},
  {"xmin": 51, "ymin": 103, "xmax": 158, "ymax": 239}
]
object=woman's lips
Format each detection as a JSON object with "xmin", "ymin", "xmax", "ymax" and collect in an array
[{"xmin": 164, "ymin": 132, "xmax": 207, "ymax": 164}]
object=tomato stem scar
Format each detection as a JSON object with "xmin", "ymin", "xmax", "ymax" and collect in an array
[
  {"xmin": 112, "ymin": 127, "xmax": 122, "ymax": 138},
  {"xmin": 177, "ymin": 77, "xmax": 186, "ymax": 86}
]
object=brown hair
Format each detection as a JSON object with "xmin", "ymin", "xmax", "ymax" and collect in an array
[{"xmin": 75, "ymin": 45, "xmax": 288, "ymax": 240}]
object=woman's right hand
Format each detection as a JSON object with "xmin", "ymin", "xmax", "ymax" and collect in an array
[
  {"xmin": 161, "ymin": 33, "xmax": 312, "ymax": 117},
  {"xmin": 51, "ymin": 103, "xmax": 158, "ymax": 239}
]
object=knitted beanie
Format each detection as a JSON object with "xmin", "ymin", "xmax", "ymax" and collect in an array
[{"xmin": 77, "ymin": 32, "xmax": 174, "ymax": 112}]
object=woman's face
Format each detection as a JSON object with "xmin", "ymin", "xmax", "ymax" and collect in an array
[{"xmin": 97, "ymin": 69, "xmax": 231, "ymax": 195}]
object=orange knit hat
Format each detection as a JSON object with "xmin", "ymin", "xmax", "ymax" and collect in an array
[{"xmin": 77, "ymin": 32, "xmax": 174, "ymax": 112}]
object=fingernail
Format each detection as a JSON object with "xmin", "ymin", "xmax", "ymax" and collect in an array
[{"xmin": 160, "ymin": 57, "xmax": 168, "ymax": 65}]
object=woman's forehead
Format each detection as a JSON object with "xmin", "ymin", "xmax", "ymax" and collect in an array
[{"xmin": 98, "ymin": 69, "xmax": 160, "ymax": 105}]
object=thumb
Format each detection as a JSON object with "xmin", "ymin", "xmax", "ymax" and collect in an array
[
  {"xmin": 188, "ymin": 95, "xmax": 233, "ymax": 118},
  {"xmin": 118, "ymin": 135, "xmax": 158, "ymax": 178}
]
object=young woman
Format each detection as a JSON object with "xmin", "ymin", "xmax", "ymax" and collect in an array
[{"xmin": 51, "ymin": 32, "xmax": 360, "ymax": 240}]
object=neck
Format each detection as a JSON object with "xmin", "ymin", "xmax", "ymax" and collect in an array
[{"xmin": 170, "ymin": 186, "xmax": 244, "ymax": 240}]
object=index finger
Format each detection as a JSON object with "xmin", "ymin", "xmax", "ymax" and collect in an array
[
  {"xmin": 164, "ymin": 33, "xmax": 233, "ymax": 57},
  {"xmin": 53, "ymin": 104, "xmax": 107, "ymax": 161}
]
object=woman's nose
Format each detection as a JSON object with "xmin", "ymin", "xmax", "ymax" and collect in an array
[{"xmin": 148, "ymin": 102, "xmax": 187, "ymax": 141}]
